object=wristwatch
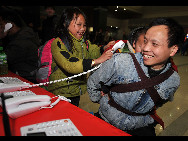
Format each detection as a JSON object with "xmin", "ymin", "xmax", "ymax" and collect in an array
[{"xmin": 91, "ymin": 60, "xmax": 95, "ymax": 67}]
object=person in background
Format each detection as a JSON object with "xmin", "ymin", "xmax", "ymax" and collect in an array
[
  {"xmin": 127, "ymin": 26, "xmax": 147, "ymax": 53},
  {"xmin": 87, "ymin": 17, "xmax": 184, "ymax": 136},
  {"xmin": 104, "ymin": 30, "xmax": 110, "ymax": 45},
  {"xmin": 0, "ymin": 7, "xmax": 40, "ymax": 83},
  {"xmin": 41, "ymin": 6, "xmax": 58, "ymax": 44},
  {"xmin": 122, "ymin": 31, "xmax": 127, "ymax": 40},
  {"xmin": 95, "ymin": 28, "xmax": 104, "ymax": 46},
  {"xmin": 181, "ymin": 38, "xmax": 188, "ymax": 56},
  {"xmin": 48, "ymin": 7, "xmax": 115, "ymax": 106}
]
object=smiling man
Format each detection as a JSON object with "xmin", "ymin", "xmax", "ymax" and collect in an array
[
  {"xmin": 143, "ymin": 25, "xmax": 178, "ymax": 70},
  {"xmin": 87, "ymin": 17, "xmax": 185, "ymax": 136}
]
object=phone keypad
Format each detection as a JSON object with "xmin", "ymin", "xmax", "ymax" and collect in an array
[
  {"xmin": 0, "ymin": 77, "xmax": 25, "ymax": 84},
  {"xmin": 20, "ymin": 119, "xmax": 82, "ymax": 136},
  {"xmin": 4, "ymin": 90, "xmax": 36, "ymax": 97},
  {"xmin": 0, "ymin": 90, "xmax": 36, "ymax": 106}
]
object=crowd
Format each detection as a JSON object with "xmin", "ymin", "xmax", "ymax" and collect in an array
[{"xmin": 0, "ymin": 6, "xmax": 186, "ymax": 136}]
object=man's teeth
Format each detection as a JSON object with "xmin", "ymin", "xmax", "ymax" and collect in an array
[{"xmin": 144, "ymin": 55, "xmax": 153, "ymax": 58}]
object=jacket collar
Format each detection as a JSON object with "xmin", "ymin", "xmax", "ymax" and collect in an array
[{"xmin": 69, "ymin": 31, "xmax": 83, "ymax": 42}]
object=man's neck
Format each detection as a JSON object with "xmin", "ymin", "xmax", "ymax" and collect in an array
[{"xmin": 148, "ymin": 64, "xmax": 166, "ymax": 78}]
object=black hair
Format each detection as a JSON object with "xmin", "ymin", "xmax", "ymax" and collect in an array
[
  {"xmin": 0, "ymin": 7, "xmax": 25, "ymax": 28},
  {"xmin": 148, "ymin": 17, "xmax": 185, "ymax": 48},
  {"xmin": 44, "ymin": 6, "xmax": 55, "ymax": 10},
  {"xmin": 55, "ymin": 7, "xmax": 87, "ymax": 52},
  {"xmin": 128, "ymin": 26, "xmax": 147, "ymax": 47}
]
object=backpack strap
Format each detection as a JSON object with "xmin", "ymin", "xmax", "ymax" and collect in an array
[
  {"xmin": 60, "ymin": 35, "xmax": 72, "ymax": 53},
  {"xmin": 86, "ymin": 40, "xmax": 89, "ymax": 51}
]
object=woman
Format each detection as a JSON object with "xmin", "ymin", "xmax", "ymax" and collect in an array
[{"xmin": 48, "ymin": 7, "xmax": 115, "ymax": 106}]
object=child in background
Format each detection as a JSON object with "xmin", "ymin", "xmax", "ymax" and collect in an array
[
  {"xmin": 48, "ymin": 7, "xmax": 115, "ymax": 106},
  {"xmin": 127, "ymin": 26, "xmax": 147, "ymax": 53}
]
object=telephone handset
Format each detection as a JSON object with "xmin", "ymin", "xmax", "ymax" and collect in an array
[
  {"xmin": 4, "ymin": 23, "xmax": 13, "ymax": 33},
  {"xmin": 5, "ymin": 95, "xmax": 51, "ymax": 119}
]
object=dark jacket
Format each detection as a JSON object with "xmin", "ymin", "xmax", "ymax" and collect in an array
[{"xmin": 5, "ymin": 26, "xmax": 40, "ymax": 83}]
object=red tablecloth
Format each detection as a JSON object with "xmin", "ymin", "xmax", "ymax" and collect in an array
[{"xmin": 0, "ymin": 71, "xmax": 130, "ymax": 136}]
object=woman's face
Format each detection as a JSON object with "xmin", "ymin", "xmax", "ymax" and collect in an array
[{"xmin": 68, "ymin": 14, "xmax": 86, "ymax": 40}]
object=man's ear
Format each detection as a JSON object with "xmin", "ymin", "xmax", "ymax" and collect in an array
[{"xmin": 170, "ymin": 45, "xmax": 178, "ymax": 57}]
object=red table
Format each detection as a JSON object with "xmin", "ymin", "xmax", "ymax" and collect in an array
[{"xmin": 0, "ymin": 71, "xmax": 130, "ymax": 136}]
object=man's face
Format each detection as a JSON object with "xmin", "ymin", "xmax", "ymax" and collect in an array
[
  {"xmin": 142, "ymin": 25, "xmax": 178, "ymax": 70},
  {"xmin": 68, "ymin": 14, "xmax": 86, "ymax": 40}
]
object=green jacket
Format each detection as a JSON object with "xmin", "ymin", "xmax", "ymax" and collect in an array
[{"xmin": 48, "ymin": 37, "xmax": 101, "ymax": 97}]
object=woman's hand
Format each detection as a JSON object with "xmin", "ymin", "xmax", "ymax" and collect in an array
[
  {"xmin": 103, "ymin": 40, "xmax": 115, "ymax": 51},
  {"xmin": 91, "ymin": 41, "xmax": 116, "ymax": 67},
  {"xmin": 93, "ymin": 49, "xmax": 113, "ymax": 66}
]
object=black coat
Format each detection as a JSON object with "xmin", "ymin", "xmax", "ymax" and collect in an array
[{"xmin": 5, "ymin": 26, "xmax": 40, "ymax": 83}]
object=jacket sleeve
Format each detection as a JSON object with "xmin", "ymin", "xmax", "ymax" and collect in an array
[
  {"xmin": 51, "ymin": 38, "xmax": 92, "ymax": 74},
  {"xmin": 87, "ymin": 56, "xmax": 117, "ymax": 103},
  {"xmin": 87, "ymin": 40, "xmax": 101, "ymax": 59}
]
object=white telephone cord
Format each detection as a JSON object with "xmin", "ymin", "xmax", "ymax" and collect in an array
[
  {"xmin": 29, "ymin": 64, "xmax": 102, "ymax": 88},
  {"xmin": 28, "ymin": 40, "xmax": 126, "ymax": 89},
  {"xmin": 40, "ymin": 95, "xmax": 72, "ymax": 109},
  {"xmin": 28, "ymin": 40, "xmax": 125, "ymax": 89},
  {"xmin": 37, "ymin": 64, "xmax": 101, "ymax": 109},
  {"xmin": 25, "ymin": 40, "xmax": 124, "ymax": 107}
]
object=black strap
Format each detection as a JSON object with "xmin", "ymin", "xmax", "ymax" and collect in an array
[
  {"xmin": 108, "ymin": 94, "xmax": 154, "ymax": 116},
  {"xmin": 110, "ymin": 53, "xmax": 173, "ymax": 105},
  {"xmin": 108, "ymin": 53, "xmax": 174, "ymax": 115},
  {"xmin": 60, "ymin": 35, "xmax": 72, "ymax": 53},
  {"xmin": 110, "ymin": 68, "xmax": 173, "ymax": 93}
]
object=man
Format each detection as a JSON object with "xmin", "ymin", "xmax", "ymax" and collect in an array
[
  {"xmin": 87, "ymin": 17, "xmax": 184, "ymax": 136},
  {"xmin": 0, "ymin": 8, "xmax": 40, "ymax": 83}
]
